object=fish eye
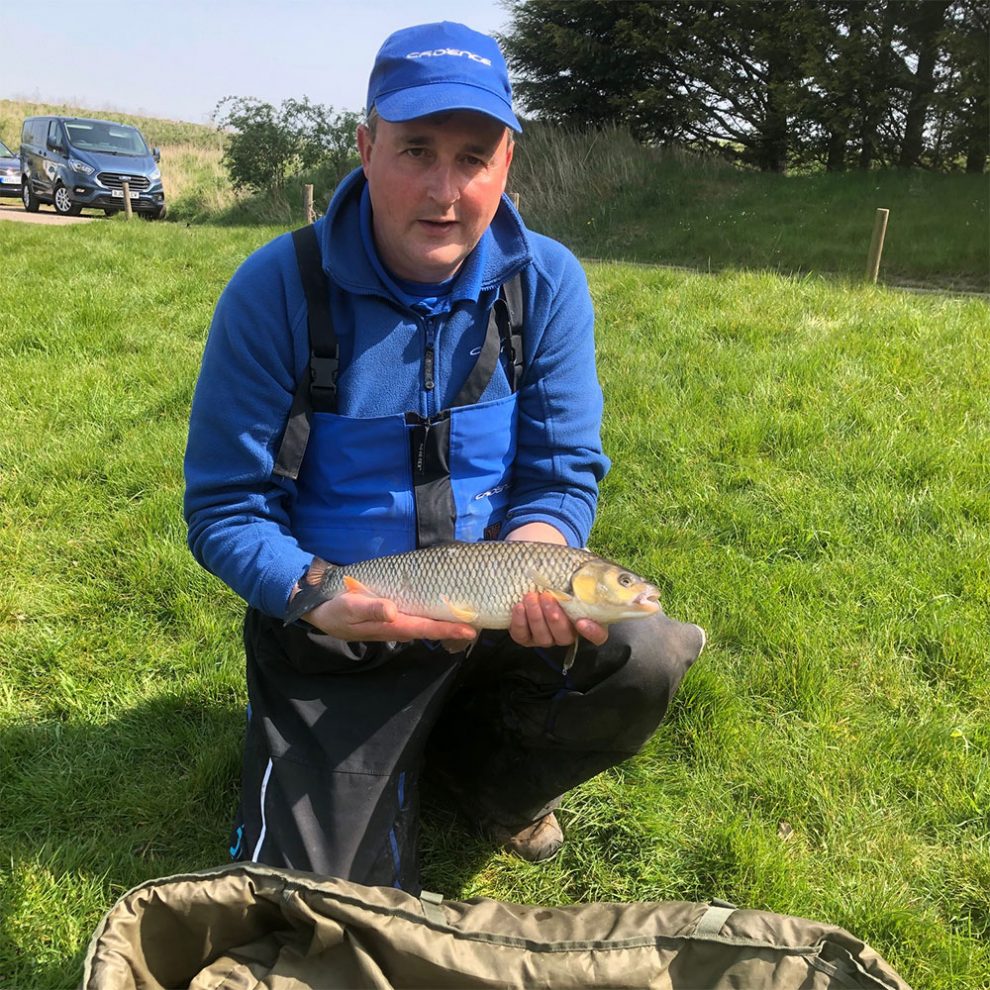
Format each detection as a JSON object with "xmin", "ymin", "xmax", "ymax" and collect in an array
[{"xmin": 617, "ymin": 573, "xmax": 634, "ymax": 587}]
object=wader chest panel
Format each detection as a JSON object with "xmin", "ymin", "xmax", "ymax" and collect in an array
[{"xmin": 274, "ymin": 224, "xmax": 524, "ymax": 482}]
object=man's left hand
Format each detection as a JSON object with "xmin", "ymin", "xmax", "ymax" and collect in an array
[
  {"xmin": 434, "ymin": 523, "xmax": 613, "ymax": 652},
  {"xmin": 502, "ymin": 521, "xmax": 608, "ymax": 650},
  {"xmin": 509, "ymin": 591, "xmax": 607, "ymax": 649}
]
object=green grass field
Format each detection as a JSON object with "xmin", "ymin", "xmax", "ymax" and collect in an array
[{"xmin": 0, "ymin": 214, "xmax": 987, "ymax": 988}]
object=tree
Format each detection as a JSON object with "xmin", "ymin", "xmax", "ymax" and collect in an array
[
  {"xmin": 500, "ymin": 0, "xmax": 988, "ymax": 172},
  {"xmin": 896, "ymin": 0, "xmax": 952, "ymax": 166},
  {"xmin": 501, "ymin": 0, "xmax": 826, "ymax": 171},
  {"xmin": 937, "ymin": 0, "xmax": 989, "ymax": 172},
  {"xmin": 499, "ymin": 1, "xmax": 692, "ymax": 143},
  {"xmin": 793, "ymin": 2, "xmax": 896, "ymax": 171},
  {"xmin": 214, "ymin": 96, "xmax": 360, "ymax": 193},
  {"xmin": 676, "ymin": 1, "xmax": 817, "ymax": 172}
]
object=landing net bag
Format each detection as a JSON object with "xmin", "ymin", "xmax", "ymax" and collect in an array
[{"xmin": 82, "ymin": 863, "xmax": 911, "ymax": 989}]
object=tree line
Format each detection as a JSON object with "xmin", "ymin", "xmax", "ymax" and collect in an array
[{"xmin": 499, "ymin": 0, "xmax": 988, "ymax": 173}]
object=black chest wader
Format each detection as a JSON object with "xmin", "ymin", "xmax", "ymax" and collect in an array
[{"xmin": 230, "ymin": 226, "xmax": 706, "ymax": 892}]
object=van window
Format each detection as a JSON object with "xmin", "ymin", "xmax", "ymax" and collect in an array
[
  {"xmin": 47, "ymin": 120, "xmax": 63, "ymax": 150},
  {"xmin": 22, "ymin": 119, "xmax": 44, "ymax": 145},
  {"xmin": 63, "ymin": 121, "xmax": 149, "ymax": 157}
]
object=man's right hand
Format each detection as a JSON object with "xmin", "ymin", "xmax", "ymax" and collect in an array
[{"xmin": 293, "ymin": 585, "xmax": 478, "ymax": 645}]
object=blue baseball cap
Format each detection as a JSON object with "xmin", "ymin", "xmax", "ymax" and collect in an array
[{"xmin": 367, "ymin": 21, "xmax": 522, "ymax": 132}]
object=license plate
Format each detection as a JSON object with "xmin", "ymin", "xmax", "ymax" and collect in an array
[
  {"xmin": 111, "ymin": 189, "xmax": 140, "ymax": 199},
  {"xmin": 0, "ymin": 176, "xmax": 17, "ymax": 184}
]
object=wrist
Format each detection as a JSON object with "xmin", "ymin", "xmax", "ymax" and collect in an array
[{"xmin": 504, "ymin": 522, "xmax": 567, "ymax": 545}]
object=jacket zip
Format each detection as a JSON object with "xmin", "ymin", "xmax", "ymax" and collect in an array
[{"xmin": 422, "ymin": 315, "xmax": 438, "ymax": 418}]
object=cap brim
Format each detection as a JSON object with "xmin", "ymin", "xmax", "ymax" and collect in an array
[{"xmin": 375, "ymin": 83, "xmax": 522, "ymax": 132}]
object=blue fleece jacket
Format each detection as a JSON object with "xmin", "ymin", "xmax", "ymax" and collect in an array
[{"xmin": 183, "ymin": 167, "xmax": 610, "ymax": 618}]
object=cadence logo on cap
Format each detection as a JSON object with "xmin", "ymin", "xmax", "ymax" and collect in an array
[{"xmin": 405, "ymin": 48, "xmax": 493, "ymax": 66}]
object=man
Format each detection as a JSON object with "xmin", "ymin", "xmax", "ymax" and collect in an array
[{"xmin": 184, "ymin": 21, "xmax": 704, "ymax": 892}]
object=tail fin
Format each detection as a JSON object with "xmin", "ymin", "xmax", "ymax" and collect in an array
[{"xmin": 283, "ymin": 558, "xmax": 337, "ymax": 626}]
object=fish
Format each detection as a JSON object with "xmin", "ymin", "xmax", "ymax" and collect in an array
[{"xmin": 284, "ymin": 540, "xmax": 662, "ymax": 668}]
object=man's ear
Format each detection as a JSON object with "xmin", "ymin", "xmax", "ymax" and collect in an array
[
  {"xmin": 357, "ymin": 124, "xmax": 373, "ymax": 173},
  {"xmin": 501, "ymin": 133, "xmax": 514, "ymax": 192}
]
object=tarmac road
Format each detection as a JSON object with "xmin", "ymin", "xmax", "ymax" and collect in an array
[{"xmin": 0, "ymin": 201, "xmax": 97, "ymax": 225}]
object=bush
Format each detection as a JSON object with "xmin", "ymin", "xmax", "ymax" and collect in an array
[{"xmin": 213, "ymin": 96, "xmax": 360, "ymax": 193}]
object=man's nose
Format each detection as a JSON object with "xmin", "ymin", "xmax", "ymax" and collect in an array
[{"xmin": 426, "ymin": 162, "xmax": 460, "ymax": 205}]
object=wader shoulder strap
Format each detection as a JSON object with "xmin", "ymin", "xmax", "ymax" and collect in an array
[
  {"xmin": 503, "ymin": 269, "xmax": 524, "ymax": 391},
  {"xmin": 273, "ymin": 225, "xmax": 337, "ymax": 480},
  {"xmin": 450, "ymin": 272, "xmax": 525, "ymax": 408}
]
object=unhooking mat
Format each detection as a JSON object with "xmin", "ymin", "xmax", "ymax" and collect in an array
[{"xmin": 82, "ymin": 863, "xmax": 912, "ymax": 989}]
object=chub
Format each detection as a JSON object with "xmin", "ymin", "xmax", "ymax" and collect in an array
[{"xmin": 284, "ymin": 540, "xmax": 662, "ymax": 633}]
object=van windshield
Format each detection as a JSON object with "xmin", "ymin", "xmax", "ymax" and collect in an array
[
  {"xmin": 0, "ymin": 139, "xmax": 14, "ymax": 157},
  {"xmin": 64, "ymin": 121, "xmax": 150, "ymax": 157}
]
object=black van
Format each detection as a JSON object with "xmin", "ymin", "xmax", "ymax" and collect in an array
[{"xmin": 20, "ymin": 115, "xmax": 166, "ymax": 219}]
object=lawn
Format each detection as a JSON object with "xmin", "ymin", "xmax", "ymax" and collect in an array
[{"xmin": 0, "ymin": 218, "xmax": 987, "ymax": 988}]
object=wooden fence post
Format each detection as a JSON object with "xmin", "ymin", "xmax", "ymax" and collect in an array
[
  {"xmin": 303, "ymin": 184, "xmax": 314, "ymax": 225},
  {"xmin": 121, "ymin": 180, "xmax": 132, "ymax": 220},
  {"xmin": 866, "ymin": 208, "xmax": 889, "ymax": 283}
]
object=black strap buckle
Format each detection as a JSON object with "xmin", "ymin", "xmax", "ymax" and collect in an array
[{"xmin": 310, "ymin": 354, "xmax": 339, "ymax": 393}]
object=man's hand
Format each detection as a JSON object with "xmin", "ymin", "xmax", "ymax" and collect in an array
[
  {"xmin": 295, "ymin": 586, "xmax": 477, "ymax": 645},
  {"xmin": 504, "ymin": 523, "xmax": 609, "ymax": 649},
  {"xmin": 509, "ymin": 591, "xmax": 608, "ymax": 649}
]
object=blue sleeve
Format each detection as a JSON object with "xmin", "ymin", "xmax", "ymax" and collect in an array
[
  {"xmin": 183, "ymin": 235, "xmax": 314, "ymax": 618},
  {"xmin": 502, "ymin": 238, "xmax": 610, "ymax": 546}
]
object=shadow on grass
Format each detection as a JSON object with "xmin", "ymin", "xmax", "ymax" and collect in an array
[
  {"xmin": 418, "ymin": 784, "xmax": 498, "ymax": 898},
  {"xmin": 0, "ymin": 690, "xmax": 496, "ymax": 988},
  {"xmin": 0, "ymin": 692, "xmax": 243, "ymax": 988}
]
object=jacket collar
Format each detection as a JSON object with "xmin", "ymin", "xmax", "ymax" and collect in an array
[{"xmin": 318, "ymin": 167, "xmax": 531, "ymax": 305}]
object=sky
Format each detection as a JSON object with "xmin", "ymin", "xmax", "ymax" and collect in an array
[{"xmin": 1, "ymin": 0, "xmax": 511, "ymax": 125}]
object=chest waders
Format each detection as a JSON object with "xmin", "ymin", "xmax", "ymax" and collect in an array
[
  {"xmin": 231, "ymin": 226, "xmax": 706, "ymax": 892},
  {"xmin": 274, "ymin": 224, "xmax": 525, "ymax": 564}
]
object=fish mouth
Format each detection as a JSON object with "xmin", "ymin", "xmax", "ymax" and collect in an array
[{"xmin": 633, "ymin": 592, "xmax": 661, "ymax": 613}]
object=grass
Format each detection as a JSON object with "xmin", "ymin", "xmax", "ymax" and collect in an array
[{"xmin": 0, "ymin": 215, "xmax": 987, "ymax": 988}]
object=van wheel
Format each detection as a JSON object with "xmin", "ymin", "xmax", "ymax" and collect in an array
[
  {"xmin": 22, "ymin": 180, "xmax": 39, "ymax": 212},
  {"xmin": 104, "ymin": 209, "xmax": 120, "ymax": 217},
  {"xmin": 53, "ymin": 184, "xmax": 82, "ymax": 216}
]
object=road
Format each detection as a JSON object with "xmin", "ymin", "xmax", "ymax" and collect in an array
[{"xmin": 0, "ymin": 202, "xmax": 97, "ymax": 225}]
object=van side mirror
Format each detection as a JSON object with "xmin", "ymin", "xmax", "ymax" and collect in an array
[
  {"xmin": 153, "ymin": 147, "xmax": 161, "ymax": 163},
  {"xmin": 47, "ymin": 137, "xmax": 64, "ymax": 154}
]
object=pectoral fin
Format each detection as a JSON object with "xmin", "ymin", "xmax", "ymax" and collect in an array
[
  {"xmin": 343, "ymin": 575, "xmax": 374, "ymax": 595},
  {"xmin": 562, "ymin": 640, "xmax": 579, "ymax": 674},
  {"xmin": 440, "ymin": 594, "xmax": 480, "ymax": 624},
  {"xmin": 303, "ymin": 557, "xmax": 331, "ymax": 586},
  {"xmin": 529, "ymin": 570, "xmax": 573, "ymax": 603}
]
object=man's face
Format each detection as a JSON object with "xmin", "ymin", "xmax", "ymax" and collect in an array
[{"xmin": 357, "ymin": 110, "xmax": 514, "ymax": 284}]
